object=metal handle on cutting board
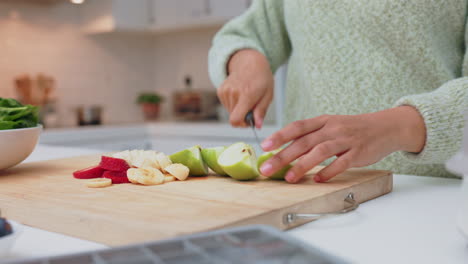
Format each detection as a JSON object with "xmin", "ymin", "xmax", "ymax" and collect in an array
[{"xmin": 283, "ymin": 192, "xmax": 359, "ymax": 225}]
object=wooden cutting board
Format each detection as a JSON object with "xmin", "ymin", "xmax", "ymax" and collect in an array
[{"xmin": 0, "ymin": 155, "xmax": 392, "ymax": 246}]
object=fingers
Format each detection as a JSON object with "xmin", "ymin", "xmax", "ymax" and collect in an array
[
  {"xmin": 217, "ymin": 85, "xmax": 228, "ymax": 110},
  {"xmin": 284, "ymin": 140, "xmax": 349, "ymax": 183},
  {"xmin": 253, "ymin": 92, "xmax": 272, "ymax": 129},
  {"xmin": 315, "ymin": 151, "xmax": 355, "ymax": 182},
  {"xmin": 228, "ymin": 89, "xmax": 240, "ymax": 113},
  {"xmin": 230, "ymin": 93, "xmax": 255, "ymax": 127},
  {"xmin": 259, "ymin": 131, "xmax": 328, "ymax": 177},
  {"xmin": 217, "ymin": 82, "xmax": 231, "ymax": 112},
  {"xmin": 262, "ymin": 115, "xmax": 329, "ymax": 151}
]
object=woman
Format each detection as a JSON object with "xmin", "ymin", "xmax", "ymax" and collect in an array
[{"xmin": 208, "ymin": 0, "xmax": 467, "ymax": 183}]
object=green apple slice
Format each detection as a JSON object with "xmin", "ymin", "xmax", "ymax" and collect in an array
[
  {"xmin": 169, "ymin": 145, "xmax": 208, "ymax": 176},
  {"xmin": 218, "ymin": 142, "xmax": 259, "ymax": 181},
  {"xmin": 257, "ymin": 149, "xmax": 292, "ymax": 180},
  {"xmin": 201, "ymin": 146, "xmax": 228, "ymax": 176}
]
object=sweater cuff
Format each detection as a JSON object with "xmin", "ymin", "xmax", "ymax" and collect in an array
[
  {"xmin": 208, "ymin": 36, "xmax": 267, "ymax": 88},
  {"xmin": 394, "ymin": 81, "xmax": 465, "ymax": 164}
]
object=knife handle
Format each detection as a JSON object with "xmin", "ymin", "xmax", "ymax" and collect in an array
[{"xmin": 245, "ymin": 111, "xmax": 255, "ymax": 127}]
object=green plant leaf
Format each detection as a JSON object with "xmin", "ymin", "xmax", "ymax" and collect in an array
[
  {"xmin": 0, "ymin": 98, "xmax": 39, "ymax": 130},
  {"xmin": 136, "ymin": 92, "xmax": 164, "ymax": 104}
]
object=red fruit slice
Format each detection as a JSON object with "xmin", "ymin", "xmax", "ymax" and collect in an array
[
  {"xmin": 99, "ymin": 156, "xmax": 130, "ymax": 172},
  {"xmin": 103, "ymin": 170, "xmax": 130, "ymax": 184},
  {"xmin": 73, "ymin": 166, "xmax": 105, "ymax": 179}
]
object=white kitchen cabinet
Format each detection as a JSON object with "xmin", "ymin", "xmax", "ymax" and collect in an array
[
  {"xmin": 81, "ymin": 0, "xmax": 250, "ymax": 34},
  {"xmin": 150, "ymin": 0, "xmax": 206, "ymax": 31},
  {"xmin": 81, "ymin": 0, "xmax": 151, "ymax": 33},
  {"xmin": 208, "ymin": 0, "xmax": 250, "ymax": 20}
]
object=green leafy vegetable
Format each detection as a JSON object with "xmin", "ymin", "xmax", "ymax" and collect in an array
[{"xmin": 0, "ymin": 98, "xmax": 39, "ymax": 130}]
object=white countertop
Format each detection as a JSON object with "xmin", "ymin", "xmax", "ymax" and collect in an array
[
  {"xmin": 39, "ymin": 122, "xmax": 280, "ymax": 144},
  {"xmin": 3, "ymin": 145, "xmax": 468, "ymax": 264}
]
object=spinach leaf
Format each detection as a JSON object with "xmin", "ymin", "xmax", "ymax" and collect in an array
[{"xmin": 0, "ymin": 98, "xmax": 39, "ymax": 130}]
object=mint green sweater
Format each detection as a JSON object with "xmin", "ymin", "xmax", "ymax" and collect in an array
[{"xmin": 208, "ymin": 0, "xmax": 468, "ymax": 178}]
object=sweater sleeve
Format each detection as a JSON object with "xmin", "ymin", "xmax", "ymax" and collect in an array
[
  {"xmin": 208, "ymin": 0, "xmax": 291, "ymax": 88},
  {"xmin": 394, "ymin": 32, "xmax": 468, "ymax": 164}
]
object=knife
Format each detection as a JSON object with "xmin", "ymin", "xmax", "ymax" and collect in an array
[{"xmin": 245, "ymin": 111, "xmax": 262, "ymax": 150}]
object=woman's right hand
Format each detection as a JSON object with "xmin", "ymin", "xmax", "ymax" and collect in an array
[{"xmin": 218, "ymin": 49, "xmax": 274, "ymax": 128}]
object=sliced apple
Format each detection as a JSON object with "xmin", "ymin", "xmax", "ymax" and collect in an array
[
  {"xmin": 169, "ymin": 145, "xmax": 208, "ymax": 176},
  {"xmin": 201, "ymin": 146, "xmax": 228, "ymax": 176},
  {"xmin": 257, "ymin": 149, "xmax": 292, "ymax": 180},
  {"xmin": 218, "ymin": 142, "xmax": 259, "ymax": 181}
]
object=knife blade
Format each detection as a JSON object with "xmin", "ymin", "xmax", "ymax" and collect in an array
[{"xmin": 245, "ymin": 111, "xmax": 262, "ymax": 150}]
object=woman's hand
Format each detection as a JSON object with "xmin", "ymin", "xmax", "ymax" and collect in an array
[
  {"xmin": 259, "ymin": 106, "xmax": 426, "ymax": 183},
  {"xmin": 218, "ymin": 49, "xmax": 274, "ymax": 128}
]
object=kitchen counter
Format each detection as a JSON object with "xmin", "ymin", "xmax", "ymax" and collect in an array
[
  {"xmin": 4, "ymin": 145, "xmax": 468, "ymax": 264},
  {"xmin": 39, "ymin": 122, "xmax": 280, "ymax": 144}
]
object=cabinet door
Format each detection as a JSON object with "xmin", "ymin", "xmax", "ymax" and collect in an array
[
  {"xmin": 82, "ymin": 0, "xmax": 150, "ymax": 33},
  {"xmin": 113, "ymin": 0, "xmax": 151, "ymax": 30},
  {"xmin": 208, "ymin": 0, "xmax": 249, "ymax": 20},
  {"xmin": 151, "ymin": 0, "xmax": 207, "ymax": 29}
]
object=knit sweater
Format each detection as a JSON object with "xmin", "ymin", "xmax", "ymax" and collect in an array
[{"xmin": 208, "ymin": 0, "xmax": 468, "ymax": 178}]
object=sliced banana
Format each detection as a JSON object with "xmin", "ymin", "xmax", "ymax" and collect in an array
[
  {"xmin": 127, "ymin": 167, "xmax": 164, "ymax": 185},
  {"xmin": 139, "ymin": 167, "xmax": 165, "ymax": 185},
  {"xmin": 156, "ymin": 153, "xmax": 172, "ymax": 172},
  {"xmin": 129, "ymin": 150, "xmax": 145, "ymax": 167},
  {"xmin": 164, "ymin": 175, "xmax": 176, "ymax": 182},
  {"xmin": 126, "ymin": 168, "xmax": 142, "ymax": 184},
  {"xmin": 86, "ymin": 178, "xmax": 112, "ymax": 188},
  {"xmin": 112, "ymin": 150, "xmax": 131, "ymax": 163},
  {"xmin": 164, "ymin": 163, "xmax": 189, "ymax": 181},
  {"xmin": 115, "ymin": 150, "xmax": 163, "ymax": 169},
  {"xmin": 141, "ymin": 158, "xmax": 161, "ymax": 170}
]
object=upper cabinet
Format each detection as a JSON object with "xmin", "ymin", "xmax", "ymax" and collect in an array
[
  {"xmin": 81, "ymin": 0, "xmax": 251, "ymax": 34},
  {"xmin": 81, "ymin": 0, "xmax": 151, "ymax": 33}
]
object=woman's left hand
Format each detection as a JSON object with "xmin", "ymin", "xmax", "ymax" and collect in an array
[{"xmin": 259, "ymin": 106, "xmax": 426, "ymax": 183}]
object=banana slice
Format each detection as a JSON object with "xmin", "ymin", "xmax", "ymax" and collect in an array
[
  {"xmin": 126, "ymin": 168, "xmax": 142, "ymax": 184},
  {"xmin": 156, "ymin": 153, "xmax": 172, "ymax": 172},
  {"xmin": 129, "ymin": 150, "xmax": 145, "ymax": 167},
  {"xmin": 139, "ymin": 167, "xmax": 165, "ymax": 185},
  {"xmin": 127, "ymin": 167, "xmax": 164, "ymax": 185},
  {"xmin": 164, "ymin": 163, "xmax": 189, "ymax": 181},
  {"xmin": 121, "ymin": 150, "xmax": 162, "ymax": 169},
  {"xmin": 164, "ymin": 175, "xmax": 176, "ymax": 182},
  {"xmin": 112, "ymin": 150, "xmax": 131, "ymax": 163},
  {"xmin": 140, "ymin": 159, "xmax": 160, "ymax": 170},
  {"xmin": 86, "ymin": 178, "xmax": 112, "ymax": 188}
]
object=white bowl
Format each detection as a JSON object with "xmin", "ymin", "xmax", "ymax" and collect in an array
[
  {"xmin": 0, "ymin": 221, "xmax": 23, "ymax": 257},
  {"xmin": 0, "ymin": 125, "xmax": 42, "ymax": 171}
]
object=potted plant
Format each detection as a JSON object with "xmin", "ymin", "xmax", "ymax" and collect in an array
[{"xmin": 136, "ymin": 92, "xmax": 164, "ymax": 121}]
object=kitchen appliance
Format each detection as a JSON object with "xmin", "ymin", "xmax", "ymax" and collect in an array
[
  {"xmin": 3, "ymin": 225, "xmax": 349, "ymax": 264},
  {"xmin": 172, "ymin": 76, "xmax": 219, "ymax": 121},
  {"xmin": 76, "ymin": 105, "xmax": 103, "ymax": 126},
  {"xmin": 0, "ymin": 154, "xmax": 392, "ymax": 246},
  {"xmin": 173, "ymin": 90, "xmax": 219, "ymax": 121}
]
